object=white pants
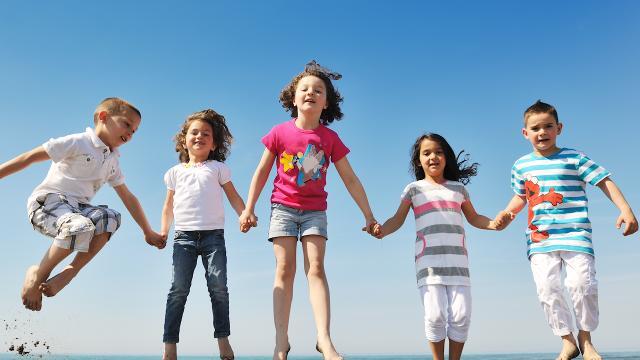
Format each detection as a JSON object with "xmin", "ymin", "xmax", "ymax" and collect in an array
[
  {"xmin": 530, "ymin": 251, "xmax": 599, "ymax": 336},
  {"xmin": 419, "ymin": 284, "xmax": 471, "ymax": 342}
]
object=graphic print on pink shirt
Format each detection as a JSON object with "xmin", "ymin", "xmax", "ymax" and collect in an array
[{"xmin": 280, "ymin": 144, "xmax": 326, "ymax": 187}]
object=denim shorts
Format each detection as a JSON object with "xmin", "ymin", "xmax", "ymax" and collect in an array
[{"xmin": 268, "ymin": 203, "xmax": 328, "ymax": 241}]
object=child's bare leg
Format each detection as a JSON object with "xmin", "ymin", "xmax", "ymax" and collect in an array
[
  {"xmin": 22, "ymin": 244, "xmax": 73, "ymax": 311},
  {"xmin": 428, "ymin": 340, "xmax": 445, "ymax": 360},
  {"xmin": 448, "ymin": 339, "xmax": 465, "ymax": 360},
  {"xmin": 302, "ymin": 235, "xmax": 342, "ymax": 360},
  {"xmin": 217, "ymin": 337, "xmax": 234, "ymax": 359},
  {"xmin": 272, "ymin": 237, "xmax": 296, "ymax": 360},
  {"xmin": 578, "ymin": 330, "xmax": 601, "ymax": 360},
  {"xmin": 556, "ymin": 334, "xmax": 580, "ymax": 360},
  {"xmin": 40, "ymin": 232, "xmax": 110, "ymax": 297},
  {"xmin": 162, "ymin": 343, "xmax": 177, "ymax": 360}
]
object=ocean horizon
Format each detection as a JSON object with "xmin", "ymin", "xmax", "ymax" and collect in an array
[{"xmin": 2, "ymin": 353, "xmax": 640, "ymax": 359}]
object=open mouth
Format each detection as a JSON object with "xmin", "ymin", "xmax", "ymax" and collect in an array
[{"xmin": 120, "ymin": 136, "xmax": 127, "ymax": 143}]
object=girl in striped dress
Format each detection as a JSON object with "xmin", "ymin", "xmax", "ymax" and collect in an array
[{"xmin": 373, "ymin": 133, "xmax": 511, "ymax": 360}]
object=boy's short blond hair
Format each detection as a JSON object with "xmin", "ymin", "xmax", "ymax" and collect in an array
[
  {"xmin": 93, "ymin": 97, "xmax": 141, "ymax": 123},
  {"xmin": 524, "ymin": 100, "xmax": 558, "ymax": 125}
]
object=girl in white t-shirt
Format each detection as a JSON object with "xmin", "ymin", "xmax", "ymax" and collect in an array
[
  {"xmin": 370, "ymin": 133, "xmax": 512, "ymax": 360},
  {"xmin": 160, "ymin": 109, "xmax": 247, "ymax": 360}
]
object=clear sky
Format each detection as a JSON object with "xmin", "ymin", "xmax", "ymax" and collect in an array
[{"xmin": 1, "ymin": 0, "xmax": 639, "ymax": 356}]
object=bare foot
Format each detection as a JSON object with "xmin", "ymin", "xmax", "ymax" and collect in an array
[
  {"xmin": 578, "ymin": 332, "xmax": 602, "ymax": 360},
  {"xmin": 218, "ymin": 337, "xmax": 235, "ymax": 359},
  {"xmin": 581, "ymin": 343, "xmax": 602, "ymax": 360},
  {"xmin": 163, "ymin": 343, "xmax": 177, "ymax": 360},
  {"xmin": 556, "ymin": 337, "xmax": 580, "ymax": 360},
  {"xmin": 273, "ymin": 342, "xmax": 290, "ymax": 360},
  {"xmin": 21, "ymin": 265, "xmax": 43, "ymax": 311},
  {"xmin": 39, "ymin": 267, "xmax": 77, "ymax": 297},
  {"xmin": 316, "ymin": 340, "xmax": 343, "ymax": 360}
]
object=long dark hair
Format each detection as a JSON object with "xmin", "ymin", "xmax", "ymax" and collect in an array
[{"xmin": 409, "ymin": 133, "xmax": 478, "ymax": 185}]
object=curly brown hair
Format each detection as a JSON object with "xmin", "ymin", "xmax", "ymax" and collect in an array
[
  {"xmin": 174, "ymin": 109, "xmax": 233, "ymax": 163},
  {"xmin": 279, "ymin": 63, "xmax": 344, "ymax": 125}
]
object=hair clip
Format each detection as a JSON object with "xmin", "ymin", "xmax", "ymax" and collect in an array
[{"xmin": 305, "ymin": 60, "xmax": 342, "ymax": 80}]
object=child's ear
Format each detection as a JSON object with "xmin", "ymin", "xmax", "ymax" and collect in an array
[
  {"xmin": 557, "ymin": 122, "xmax": 563, "ymax": 135},
  {"xmin": 521, "ymin": 128, "xmax": 528, "ymax": 139},
  {"xmin": 98, "ymin": 111, "xmax": 108, "ymax": 122}
]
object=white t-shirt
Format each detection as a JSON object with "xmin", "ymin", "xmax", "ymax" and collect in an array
[
  {"xmin": 164, "ymin": 160, "xmax": 231, "ymax": 231},
  {"xmin": 28, "ymin": 128, "xmax": 125, "ymax": 213}
]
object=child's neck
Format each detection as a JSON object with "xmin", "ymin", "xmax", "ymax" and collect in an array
[
  {"xmin": 188, "ymin": 154, "xmax": 209, "ymax": 164},
  {"xmin": 295, "ymin": 113, "xmax": 321, "ymax": 130},
  {"xmin": 94, "ymin": 127, "xmax": 115, "ymax": 152},
  {"xmin": 423, "ymin": 174, "xmax": 446, "ymax": 185},
  {"xmin": 533, "ymin": 145, "xmax": 561, "ymax": 157}
]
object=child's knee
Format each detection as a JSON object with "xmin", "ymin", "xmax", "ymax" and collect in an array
[
  {"xmin": 448, "ymin": 314, "xmax": 471, "ymax": 342},
  {"xmin": 567, "ymin": 279, "xmax": 598, "ymax": 301},
  {"xmin": 275, "ymin": 261, "xmax": 296, "ymax": 280},
  {"xmin": 53, "ymin": 213, "xmax": 96, "ymax": 252},
  {"xmin": 424, "ymin": 306, "xmax": 447, "ymax": 341},
  {"xmin": 424, "ymin": 318, "xmax": 447, "ymax": 342},
  {"xmin": 536, "ymin": 280, "xmax": 564, "ymax": 301}
]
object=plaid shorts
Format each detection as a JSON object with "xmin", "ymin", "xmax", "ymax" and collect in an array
[{"xmin": 29, "ymin": 193, "xmax": 121, "ymax": 252}]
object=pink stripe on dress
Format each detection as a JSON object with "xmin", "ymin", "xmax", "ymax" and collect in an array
[{"xmin": 413, "ymin": 200, "xmax": 461, "ymax": 216}]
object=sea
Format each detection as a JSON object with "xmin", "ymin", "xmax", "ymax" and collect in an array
[{"xmin": 2, "ymin": 354, "xmax": 640, "ymax": 360}]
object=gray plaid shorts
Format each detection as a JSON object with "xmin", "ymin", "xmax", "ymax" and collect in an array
[{"xmin": 29, "ymin": 193, "xmax": 121, "ymax": 252}]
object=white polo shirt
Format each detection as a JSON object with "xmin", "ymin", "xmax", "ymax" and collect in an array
[{"xmin": 27, "ymin": 127, "xmax": 125, "ymax": 213}]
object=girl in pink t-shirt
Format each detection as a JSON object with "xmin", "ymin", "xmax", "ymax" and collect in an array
[{"xmin": 240, "ymin": 61, "xmax": 379, "ymax": 360}]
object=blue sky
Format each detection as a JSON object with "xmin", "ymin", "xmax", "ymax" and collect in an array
[{"xmin": 1, "ymin": 0, "xmax": 639, "ymax": 356}]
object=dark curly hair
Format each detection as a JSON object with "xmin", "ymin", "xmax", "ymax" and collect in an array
[
  {"xmin": 279, "ymin": 61, "xmax": 343, "ymax": 125},
  {"xmin": 174, "ymin": 109, "xmax": 233, "ymax": 163},
  {"xmin": 410, "ymin": 133, "xmax": 478, "ymax": 185}
]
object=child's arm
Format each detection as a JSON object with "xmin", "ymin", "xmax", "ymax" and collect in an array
[
  {"xmin": 239, "ymin": 148, "xmax": 276, "ymax": 230},
  {"xmin": 160, "ymin": 189, "xmax": 174, "ymax": 240},
  {"xmin": 222, "ymin": 181, "xmax": 249, "ymax": 231},
  {"xmin": 0, "ymin": 146, "xmax": 50, "ymax": 180},
  {"xmin": 597, "ymin": 178, "xmax": 638, "ymax": 236},
  {"xmin": 461, "ymin": 199, "xmax": 509, "ymax": 230},
  {"xmin": 376, "ymin": 201, "xmax": 411, "ymax": 239},
  {"xmin": 504, "ymin": 194, "xmax": 527, "ymax": 217},
  {"xmin": 334, "ymin": 157, "xmax": 378, "ymax": 233},
  {"xmin": 114, "ymin": 184, "xmax": 166, "ymax": 249}
]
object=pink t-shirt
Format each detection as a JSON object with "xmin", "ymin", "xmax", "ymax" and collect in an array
[{"xmin": 261, "ymin": 119, "xmax": 350, "ymax": 211}]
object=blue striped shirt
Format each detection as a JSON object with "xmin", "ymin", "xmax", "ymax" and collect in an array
[{"xmin": 511, "ymin": 148, "xmax": 610, "ymax": 258}]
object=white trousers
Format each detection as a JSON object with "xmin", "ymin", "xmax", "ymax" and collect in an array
[
  {"xmin": 530, "ymin": 251, "xmax": 599, "ymax": 336},
  {"xmin": 419, "ymin": 284, "xmax": 471, "ymax": 342}
]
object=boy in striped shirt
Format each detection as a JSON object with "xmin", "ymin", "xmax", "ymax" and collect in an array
[{"xmin": 504, "ymin": 100, "xmax": 637, "ymax": 360}]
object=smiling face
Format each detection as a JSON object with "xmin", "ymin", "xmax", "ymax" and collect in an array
[
  {"xmin": 293, "ymin": 75, "xmax": 328, "ymax": 119},
  {"xmin": 418, "ymin": 138, "xmax": 446, "ymax": 183},
  {"xmin": 184, "ymin": 119, "xmax": 215, "ymax": 163},
  {"xmin": 523, "ymin": 112, "xmax": 562, "ymax": 157},
  {"xmin": 96, "ymin": 108, "xmax": 141, "ymax": 150}
]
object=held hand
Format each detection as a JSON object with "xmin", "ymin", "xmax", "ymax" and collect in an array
[
  {"xmin": 145, "ymin": 231, "xmax": 167, "ymax": 249},
  {"xmin": 361, "ymin": 218, "xmax": 383, "ymax": 239},
  {"xmin": 616, "ymin": 209, "xmax": 638, "ymax": 236},
  {"xmin": 239, "ymin": 211, "xmax": 258, "ymax": 233},
  {"xmin": 493, "ymin": 210, "xmax": 515, "ymax": 231}
]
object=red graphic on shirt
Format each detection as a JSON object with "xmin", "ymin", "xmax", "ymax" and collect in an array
[{"xmin": 524, "ymin": 175, "xmax": 563, "ymax": 242}]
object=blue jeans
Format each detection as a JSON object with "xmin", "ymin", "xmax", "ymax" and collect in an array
[{"xmin": 163, "ymin": 229, "xmax": 230, "ymax": 343}]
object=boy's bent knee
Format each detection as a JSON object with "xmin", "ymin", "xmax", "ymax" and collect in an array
[{"xmin": 54, "ymin": 213, "xmax": 96, "ymax": 252}]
